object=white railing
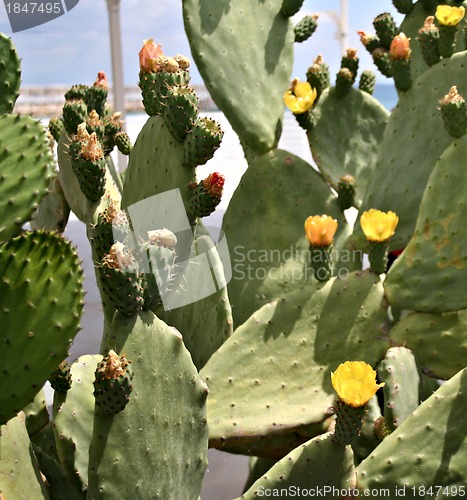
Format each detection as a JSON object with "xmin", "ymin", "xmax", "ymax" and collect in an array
[{"xmin": 14, "ymin": 84, "xmax": 217, "ymax": 116}]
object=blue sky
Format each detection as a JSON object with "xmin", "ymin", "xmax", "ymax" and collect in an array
[{"xmin": 0, "ymin": 1, "xmax": 403, "ymax": 87}]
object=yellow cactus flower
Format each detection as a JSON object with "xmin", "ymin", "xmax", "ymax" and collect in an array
[
  {"xmin": 435, "ymin": 5, "xmax": 465, "ymax": 26},
  {"xmin": 360, "ymin": 209, "xmax": 399, "ymax": 242},
  {"xmin": 331, "ymin": 361, "xmax": 385, "ymax": 408},
  {"xmin": 304, "ymin": 215, "xmax": 338, "ymax": 247},
  {"xmin": 284, "ymin": 79, "xmax": 317, "ymax": 114}
]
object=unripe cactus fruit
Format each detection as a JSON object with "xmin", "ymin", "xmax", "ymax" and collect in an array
[
  {"xmin": 341, "ymin": 48, "xmax": 359, "ymax": 82},
  {"xmin": 87, "ymin": 71, "xmax": 108, "ymax": 117},
  {"xmin": 99, "ymin": 242, "xmax": 144, "ymax": 316},
  {"xmin": 418, "ymin": 16, "xmax": 440, "ymax": 67},
  {"xmin": 70, "ymin": 124, "xmax": 106, "ymax": 201},
  {"xmin": 49, "ymin": 361, "xmax": 72, "ymax": 394},
  {"xmin": 359, "ymin": 70, "xmax": 376, "ymax": 95},
  {"xmin": 48, "ymin": 117, "xmax": 64, "ymax": 142},
  {"xmin": 164, "ymin": 85, "xmax": 199, "ymax": 141},
  {"xmin": 337, "ymin": 175, "xmax": 356, "ymax": 210},
  {"xmin": 373, "ymin": 12, "xmax": 399, "ymax": 49},
  {"xmin": 294, "ymin": 14, "xmax": 319, "ymax": 43},
  {"xmin": 280, "ymin": 0, "xmax": 304, "ymax": 18},
  {"xmin": 390, "ymin": 33, "xmax": 412, "ymax": 92},
  {"xmin": 114, "ymin": 130, "xmax": 132, "ymax": 155},
  {"xmin": 335, "ymin": 68, "xmax": 354, "ymax": 98},
  {"xmin": 93, "ymin": 350, "xmax": 134, "ymax": 414},
  {"xmin": 63, "ymin": 99, "xmax": 88, "ymax": 135},
  {"xmin": 184, "ymin": 117, "xmax": 224, "ymax": 168},
  {"xmin": 358, "ymin": 31, "xmax": 381, "ymax": 55},
  {"xmin": 64, "ymin": 83, "xmax": 89, "ymax": 102},
  {"xmin": 86, "ymin": 110, "xmax": 105, "ymax": 142},
  {"xmin": 439, "ymin": 85, "xmax": 467, "ymax": 138},
  {"xmin": 392, "ymin": 0, "xmax": 414, "ymax": 14},
  {"xmin": 372, "ymin": 47, "xmax": 393, "ymax": 78},
  {"xmin": 306, "ymin": 55, "xmax": 331, "ymax": 99},
  {"xmin": 190, "ymin": 172, "xmax": 225, "ymax": 218}
]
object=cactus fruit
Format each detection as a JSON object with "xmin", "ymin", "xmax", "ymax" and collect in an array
[
  {"xmin": 358, "ymin": 31, "xmax": 381, "ymax": 55},
  {"xmin": 63, "ymin": 99, "xmax": 88, "ymax": 135},
  {"xmin": 340, "ymin": 48, "xmax": 359, "ymax": 82},
  {"xmin": 190, "ymin": 172, "xmax": 225, "ymax": 218},
  {"xmin": 372, "ymin": 47, "xmax": 393, "ymax": 77},
  {"xmin": 280, "ymin": 0, "xmax": 304, "ymax": 18},
  {"xmin": 373, "ymin": 12, "xmax": 399, "ymax": 49},
  {"xmin": 418, "ymin": 16, "xmax": 441, "ymax": 66},
  {"xmin": 70, "ymin": 125, "xmax": 106, "ymax": 202},
  {"xmin": 48, "ymin": 117, "xmax": 64, "ymax": 142},
  {"xmin": 99, "ymin": 242, "xmax": 144, "ymax": 316},
  {"xmin": 64, "ymin": 83, "xmax": 89, "ymax": 102},
  {"xmin": 184, "ymin": 116, "xmax": 224, "ymax": 168},
  {"xmin": 335, "ymin": 68, "xmax": 354, "ymax": 97},
  {"xmin": 435, "ymin": 4, "xmax": 465, "ymax": 58},
  {"xmin": 87, "ymin": 71, "xmax": 108, "ymax": 117},
  {"xmin": 438, "ymin": 85, "xmax": 467, "ymax": 138},
  {"xmin": 392, "ymin": 0, "xmax": 414, "ymax": 14},
  {"xmin": 114, "ymin": 130, "xmax": 132, "ymax": 155},
  {"xmin": 306, "ymin": 55, "xmax": 331, "ymax": 99},
  {"xmin": 49, "ymin": 361, "xmax": 73, "ymax": 394},
  {"xmin": 93, "ymin": 350, "xmax": 134, "ymax": 414},
  {"xmin": 390, "ymin": 33, "xmax": 412, "ymax": 92},
  {"xmin": 294, "ymin": 14, "xmax": 319, "ymax": 43},
  {"xmin": 163, "ymin": 84, "xmax": 199, "ymax": 141},
  {"xmin": 337, "ymin": 175, "xmax": 357, "ymax": 210}
]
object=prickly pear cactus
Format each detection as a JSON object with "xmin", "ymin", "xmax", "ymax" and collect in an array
[{"xmin": 183, "ymin": 0, "xmax": 294, "ymax": 153}]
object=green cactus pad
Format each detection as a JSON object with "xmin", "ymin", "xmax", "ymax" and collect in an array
[
  {"xmin": 0, "ymin": 33, "xmax": 21, "ymax": 115},
  {"xmin": 239, "ymin": 433, "xmax": 355, "ymax": 499},
  {"xmin": 0, "ymin": 114, "xmax": 55, "ymax": 241},
  {"xmin": 356, "ymin": 51, "xmax": 467, "ymax": 250},
  {"xmin": 0, "ymin": 413, "xmax": 49, "ymax": 498},
  {"xmin": 183, "ymin": 0, "xmax": 294, "ymax": 154},
  {"xmin": 32, "ymin": 444, "xmax": 82, "ymax": 500},
  {"xmin": 223, "ymin": 149, "xmax": 347, "ymax": 327},
  {"xmin": 71, "ymin": 155, "xmax": 107, "ymax": 202},
  {"xmin": 308, "ymin": 88, "xmax": 389, "ymax": 208},
  {"xmin": 377, "ymin": 346, "xmax": 420, "ymax": 431},
  {"xmin": 280, "ymin": 0, "xmax": 304, "ymax": 17},
  {"xmin": 389, "ymin": 310, "xmax": 467, "ymax": 380},
  {"xmin": 121, "ymin": 115, "xmax": 196, "ymax": 219},
  {"xmin": 0, "ymin": 231, "xmax": 84, "ymax": 426},
  {"xmin": 88, "ymin": 311, "xmax": 208, "ymax": 500},
  {"xmin": 384, "ymin": 134, "xmax": 467, "ymax": 312},
  {"xmin": 200, "ymin": 270, "xmax": 390, "ymax": 456},
  {"xmin": 48, "ymin": 117, "xmax": 64, "ymax": 142},
  {"xmin": 156, "ymin": 233, "xmax": 233, "ymax": 370},
  {"xmin": 30, "ymin": 177, "xmax": 70, "ymax": 233},
  {"xmin": 23, "ymin": 388, "xmax": 49, "ymax": 438},
  {"xmin": 356, "ymin": 367, "xmax": 467, "ymax": 495},
  {"xmin": 53, "ymin": 355, "xmax": 102, "ymax": 492}
]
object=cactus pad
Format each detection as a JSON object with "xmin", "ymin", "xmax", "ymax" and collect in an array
[
  {"xmin": 201, "ymin": 271, "xmax": 390, "ymax": 456},
  {"xmin": 183, "ymin": 0, "xmax": 294, "ymax": 154},
  {"xmin": 0, "ymin": 114, "xmax": 55, "ymax": 240},
  {"xmin": 0, "ymin": 231, "xmax": 84, "ymax": 425},
  {"xmin": 308, "ymin": 88, "xmax": 389, "ymax": 207},
  {"xmin": 0, "ymin": 33, "xmax": 21, "ymax": 115},
  {"xmin": 88, "ymin": 311, "xmax": 209, "ymax": 500}
]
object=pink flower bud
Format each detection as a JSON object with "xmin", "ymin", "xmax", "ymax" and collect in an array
[
  {"xmin": 94, "ymin": 71, "xmax": 108, "ymax": 90},
  {"xmin": 390, "ymin": 33, "xmax": 411, "ymax": 60},
  {"xmin": 139, "ymin": 39, "xmax": 164, "ymax": 73}
]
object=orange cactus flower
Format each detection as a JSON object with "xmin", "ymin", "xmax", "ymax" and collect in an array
[
  {"xmin": 304, "ymin": 215, "xmax": 338, "ymax": 247},
  {"xmin": 139, "ymin": 39, "xmax": 164, "ymax": 73}
]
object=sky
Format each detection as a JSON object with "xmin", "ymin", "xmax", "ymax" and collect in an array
[{"xmin": 0, "ymin": 1, "xmax": 404, "ymax": 88}]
